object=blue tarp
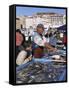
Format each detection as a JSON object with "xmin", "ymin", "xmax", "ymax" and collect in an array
[{"xmin": 57, "ymin": 24, "xmax": 66, "ymax": 32}]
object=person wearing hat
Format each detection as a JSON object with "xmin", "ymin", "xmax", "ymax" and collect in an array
[{"xmin": 32, "ymin": 24, "xmax": 57, "ymax": 58}]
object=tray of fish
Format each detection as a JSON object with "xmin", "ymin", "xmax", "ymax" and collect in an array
[
  {"xmin": 48, "ymin": 49, "xmax": 66, "ymax": 57},
  {"xmin": 16, "ymin": 60, "xmax": 66, "ymax": 84}
]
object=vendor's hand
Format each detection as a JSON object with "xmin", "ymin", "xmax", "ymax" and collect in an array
[
  {"xmin": 53, "ymin": 48, "xmax": 57, "ymax": 52},
  {"xmin": 48, "ymin": 48, "xmax": 57, "ymax": 52}
]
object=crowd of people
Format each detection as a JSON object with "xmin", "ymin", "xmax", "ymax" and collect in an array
[{"xmin": 16, "ymin": 24, "xmax": 66, "ymax": 66}]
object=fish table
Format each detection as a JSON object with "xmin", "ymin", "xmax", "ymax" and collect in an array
[{"xmin": 16, "ymin": 56, "xmax": 66, "ymax": 83}]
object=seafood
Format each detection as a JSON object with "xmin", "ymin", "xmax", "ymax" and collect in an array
[{"xmin": 16, "ymin": 61, "xmax": 66, "ymax": 83}]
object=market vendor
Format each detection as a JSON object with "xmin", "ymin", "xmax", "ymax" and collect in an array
[{"xmin": 32, "ymin": 24, "xmax": 57, "ymax": 58}]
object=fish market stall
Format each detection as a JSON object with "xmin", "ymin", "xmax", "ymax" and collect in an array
[{"xmin": 16, "ymin": 49, "xmax": 66, "ymax": 84}]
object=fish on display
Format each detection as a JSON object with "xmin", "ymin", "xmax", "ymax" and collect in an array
[{"xmin": 16, "ymin": 61, "xmax": 66, "ymax": 83}]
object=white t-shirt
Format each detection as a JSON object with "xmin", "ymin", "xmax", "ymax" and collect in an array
[{"xmin": 34, "ymin": 35, "xmax": 47, "ymax": 47}]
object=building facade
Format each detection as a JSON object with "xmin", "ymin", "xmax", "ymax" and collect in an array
[{"xmin": 16, "ymin": 12, "xmax": 65, "ymax": 30}]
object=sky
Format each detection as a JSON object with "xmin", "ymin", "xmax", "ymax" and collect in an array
[{"xmin": 16, "ymin": 6, "xmax": 66, "ymax": 16}]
